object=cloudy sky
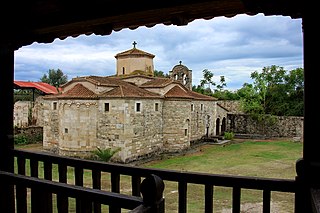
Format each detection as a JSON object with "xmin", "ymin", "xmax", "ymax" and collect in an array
[{"xmin": 14, "ymin": 13, "xmax": 303, "ymax": 91}]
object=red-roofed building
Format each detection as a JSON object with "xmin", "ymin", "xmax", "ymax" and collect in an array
[
  {"xmin": 41, "ymin": 44, "xmax": 228, "ymax": 162},
  {"xmin": 13, "ymin": 81, "xmax": 60, "ymax": 127},
  {"xmin": 14, "ymin": 81, "xmax": 59, "ymax": 95}
]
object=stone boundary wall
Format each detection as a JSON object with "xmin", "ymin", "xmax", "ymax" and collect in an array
[
  {"xmin": 217, "ymin": 100, "xmax": 243, "ymax": 113},
  {"xmin": 227, "ymin": 113, "xmax": 303, "ymax": 140}
]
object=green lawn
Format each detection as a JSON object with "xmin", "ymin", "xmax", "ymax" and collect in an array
[
  {"xmin": 17, "ymin": 138, "xmax": 302, "ymax": 212},
  {"xmin": 143, "ymin": 139, "xmax": 302, "ymax": 179},
  {"xmin": 141, "ymin": 139, "xmax": 302, "ymax": 212}
]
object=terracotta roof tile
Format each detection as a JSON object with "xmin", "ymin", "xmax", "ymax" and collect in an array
[
  {"xmin": 14, "ymin": 81, "xmax": 59, "ymax": 94},
  {"xmin": 85, "ymin": 76, "xmax": 123, "ymax": 86},
  {"xmin": 100, "ymin": 83, "xmax": 160, "ymax": 98},
  {"xmin": 188, "ymin": 90, "xmax": 217, "ymax": 101},
  {"xmin": 140, "ymin": 78, "xmax": 174, "ymax": 88},
  {"xmin": 45, "ymin": 83, "xmax": 97, "ymax": 99},
  {"xmin": 165, "ymin": 85, "xmax": 217, "ymax": 101},
  {"xmin": 115, "ymin": 48, "xmax": 155, "ymax": 58},
  {"xmin": 164, "ymin": 85, "xmax": 192, "ymax": 99}
]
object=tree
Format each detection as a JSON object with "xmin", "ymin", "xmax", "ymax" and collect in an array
[
  {"xmin": 40, "ymin": 69, "xmax": 68, "ymax": 88},
  {"xmin": 154, "ymin": 70, "xmax": 169, "ymax": 78},
  {"xmin": 239, "ymin": 65, "xmax": 304, "ymax": 116},
  {"xmin": 200, "ymin": 69, "xmax": 215, "ymax": 92},
  {"xmin": 199, "ymin": 69, "xmax": 227, "ymax": 95},
  {"xmin": 216, "ymin": 75, "xmax": 227, "ymax": 91}
]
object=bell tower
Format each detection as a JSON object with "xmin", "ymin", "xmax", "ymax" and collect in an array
[{"xmin": 169, "ymin": 61, "xmax": 192, "ymax": 90}]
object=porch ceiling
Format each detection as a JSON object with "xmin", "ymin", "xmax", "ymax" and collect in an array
[{"xmin": 2, "ymin": 0, "xmax": 304, "ymax": 49}]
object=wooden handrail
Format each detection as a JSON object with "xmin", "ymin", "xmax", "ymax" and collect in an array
[
  {"xmin": 12, "ymin": 148, "xmax": 297, "ymax": 213},
  {"xmin": 12, "ymin": 149, "xmax": 296, "ymax": 192},
  {"xmin": 0, "ymin": 171, "xmax": 143, "ymax": 210}
]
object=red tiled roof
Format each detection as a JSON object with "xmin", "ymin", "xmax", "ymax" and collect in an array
[
  {"xmin": 164, "ymin": 85, "xmax": 193, "ymax": 99},
  {"xmin": 14, "ymin": 81, "xmax": 59, "ymax": 94},
  {"xmin": 115, "ymin": 47, "xmax": 155, "ymax": 59},
  {"xmin": 100, "ymin": 83, "xmax": 160, "ymax": 98},
  {"xmin": 45, "ymin": 83, "xmax": 97, "ymax": 99},
  {"xmin": 45, "ymin": 75, "xmax": 216, "ymax": 101},
  {"xmin": 165, "ymin": 85, "xmax": 217, "ymax": 101},
  {"xmin": 140, "ymin": 78, "xmax": 174, "ymax": 88},
  {"xmin": 188, "ymin": 90, "xmax": 217, "ymax": 101}
]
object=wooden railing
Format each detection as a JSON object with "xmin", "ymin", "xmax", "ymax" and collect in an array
[{"xmin": 9, "ymin": 148, "xmax": 297, "ymax": 213}]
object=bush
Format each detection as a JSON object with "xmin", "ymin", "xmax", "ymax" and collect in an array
[
  {"xmin": 91, "ymin": 147, "xmax": 120, "ymax": 162},
  {"xmin": 224, "ymin": 131, "xmax": 235, "ymax": 140},
  {"xmin": 14, "ymin": 133, "xmax": 43, "ymax": 145},
  {"xmin": 14, "ymin": 135, "xmax": 29, "ymax": 145}
]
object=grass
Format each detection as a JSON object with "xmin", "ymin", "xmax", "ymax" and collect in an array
[
  {"xmin": 141, "ymin": 139, "xmax": 302, "ymax": 212},
  {"xmin": 16, "ymin": 138, "xmax": 302, "ymax": 212},
  {"xmin": 143, "ymin": 139, "xmax": 302, "ymax": 179}
]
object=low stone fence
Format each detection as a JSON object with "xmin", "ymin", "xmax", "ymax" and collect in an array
[
  {"xmin": 14, "ymin": 126, "xmax": 43, "ymax": 144},
  {"xmin": 227, "ymin": 113, "xmax": 303, "ymax": 141}
]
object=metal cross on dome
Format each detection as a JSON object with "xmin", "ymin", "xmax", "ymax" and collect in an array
[{"xmin": 132, "ymin": 41, "xmax": 137, "ymax": 48}]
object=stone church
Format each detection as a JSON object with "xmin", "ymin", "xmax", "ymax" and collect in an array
[{"xmin": 41, "ymin": 43, "xmax": 228, "ymax": 163}]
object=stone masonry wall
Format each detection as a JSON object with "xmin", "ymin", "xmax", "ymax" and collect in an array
[
  {"xmin": 14, "ymin": 101, "xmax": 32, "ymax": 127},
  {"xmin": 217, "ymin": 100, "xmax": 243, "ymax": 113},
  {"xmin": 97, "ymin": 99, "xmax": 163, "ymax": 163},
  {"xmin": 42, "ymin": 99, "xmax": 60, "ymax": 151},
  {"xmin": 162, "ymin": 99, "xmax": 191, "ymax": 151},
  {"xmin": 190, "ymin": 100, "xmax": 217, "ymax": 140},
  {"xmin": 227, "ymin": 113, "xmax": 303, "ymax": 140},
  {"xmin": 59, "ymin": 100, "xmax": 98, "ymax": 152}
]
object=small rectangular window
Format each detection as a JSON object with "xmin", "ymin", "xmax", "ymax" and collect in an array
[
  {"xmin": 136, "ymin": 102, "xmax": 141, "ymax": 112},
  {"xmin": 53, "ymin": 102, "xmax": 57, "ymax": 110},
  {"xmin": 191, "ymin": 104, "xmax": 194, "ymax": 111},
  {"xmin": 155, "ymin": 103, "xmax": 159, "ymax": 111},
  {"xmin": 201, "ymin": 104, "xmax": 204, "ymax": 111},
  {"xmin": 185, "ymin": 129, "xmax": 188, "ymax": 136},
  {"xmin": 105, "ymin": 103, "xmax": 110, "ymax": 112},
  {"xmin": 65, "ymin": 128, "xmax": 68, "ymax": 133}
]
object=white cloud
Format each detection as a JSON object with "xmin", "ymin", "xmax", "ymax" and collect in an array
[{"xmin": 14, "ymin": 13, "xmax": 303, "ymax": 91}]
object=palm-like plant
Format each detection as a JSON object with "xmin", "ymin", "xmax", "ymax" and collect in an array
[{"xmin": 92, "ymin": 147, "xmax": 120, "ymax": 162}]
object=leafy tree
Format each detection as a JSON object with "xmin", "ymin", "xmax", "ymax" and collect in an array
[
  {"xmin": 200, "ymin": 69, "xmax": 215, "ymax": 92},
  {"xmin": 192, "ymin": 65, "xmax": 303, "ymax": 117},
  {"xmin": 212, "ymin": 89, "xmax": 240, "ymax": 100},
  {"xmin": 239, "ymin": 65, "xmax": 304, "ymax": 116},
  {"xmin": 154, "ymin": 70, "xmax": 169, "ymax": 78},
  {"xmin": 216, "ymin": 75, "xmax": 227, "ymax": 91},
  {"xmin": 40, "ymin": 69, "xmax": 68, "ymax": 88},
  {"xmin": 199, "ymin": 69, "xmax": 227, "ymax": 95}
]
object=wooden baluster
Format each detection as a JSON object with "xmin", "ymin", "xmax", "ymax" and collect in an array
[
  {"xmin": 263, "ymin": 189, "xmax": 271, "ymax": 213},
  {"xmin": 92, "ymin": 169, "xmax": 101, "ymax": 213},
  {"xmin": 57, "ymin": 164, "xmax": 68, "ymax": 213},
  {"xmin": 178, "ymin": 181, "xmax": 187, "ymax": 213},
  {"xmin": 132, "ymin": 175, "xmax": 141, "ymax": 197},
  {"xmin": 43, "ymin": 161, "xmax": 53, "ymax": 213},
  {"xmin": 232, "ymin": 187, "xmax": 241, "ymax": 213},
  {"xmin": 16, "ymin": 157, "xmax": 27, "ymax": 213},
  {"xmin": 110, "ymin": 172, "xmax": 120, "ymax": 213},
  {"xmin": 205, "ymin": 184, "xmax": 214, "ymax": 213}
]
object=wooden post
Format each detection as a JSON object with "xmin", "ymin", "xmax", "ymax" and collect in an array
[
  {"xmin": 0, "ymin": 43, "xmax": 15, "ymax": 212},
  {"xmin": 295, "ymin": 10, "xmax": 320, "ymax": 213},
  {"xmin": 129, "ymin": 174, "xmax": 165, "ymax": 213}
]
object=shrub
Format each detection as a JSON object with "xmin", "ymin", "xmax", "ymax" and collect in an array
[
  {"xmin": 224, "ymin": 131, "xmax": 234, "ymax": 140},
  {"xmin": 14, "ymin": 135, "xmax": 28, "ymax": 145},
  {"xmin": 91, "ymin": 147, "xmax": 121, "ymax": 162}
]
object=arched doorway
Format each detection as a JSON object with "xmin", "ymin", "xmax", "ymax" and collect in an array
[
  {"xmin": 215, "ymin": 118, "xmax": 220, "ymax": 136},
  {"xmin": 221, "ymin": 117, "xmax": 226, "ymax": 135}
]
